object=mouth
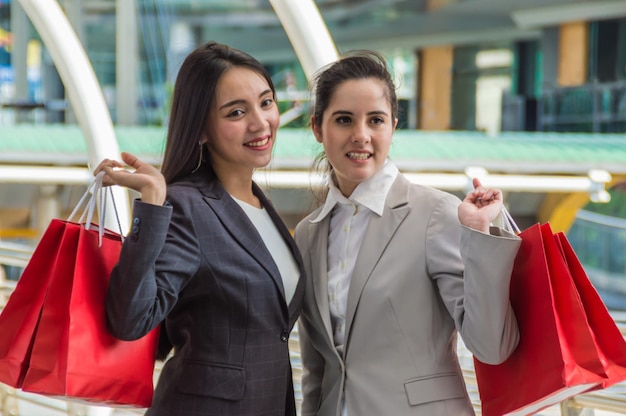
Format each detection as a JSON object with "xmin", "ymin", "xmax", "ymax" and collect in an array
[
  {"xmin": 346, "ymin": 151, "xmax": 372, "ymax": 160},
  {"xmin": 245, "ymin": 136, "xmax": 270, "ymax": 148}
]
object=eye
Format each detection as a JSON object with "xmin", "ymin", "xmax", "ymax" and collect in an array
[
  {"xmin": 261, "ymin": 98, "xmax": 274, "ymax": 107},
  {"xmin": 370, "ymin": 116, "xmax": 385, "ymax": 125},
  {"xmin": 335, "ymin": 115, "xmax": 352, "ymax": 124},
  {"xmin": 227, "ymin": 109, "xmax": 244, "ymax": 118}
]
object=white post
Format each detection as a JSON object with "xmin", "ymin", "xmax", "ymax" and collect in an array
[
  {"xmin": 17, "ymin": 0, "xmax": 130, "ymax": 231},
  {"xmin": 116, "ymin": 0, "xmax": 139, "ymax": 125},
  {"xmin": 269, "ymin": 0, "xmax": 339, "ymax": 80}
]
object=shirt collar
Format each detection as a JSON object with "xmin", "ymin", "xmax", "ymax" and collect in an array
[{"xmin": 310, "ymin": 160, "xmax": 399, "ymax": 223}]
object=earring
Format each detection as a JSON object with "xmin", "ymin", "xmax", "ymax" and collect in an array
[{"xmin": 191, "ymin": 141, "xmax": 203, "ymax": 173}]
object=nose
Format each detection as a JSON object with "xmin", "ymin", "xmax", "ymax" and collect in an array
[
  {"xmin": 248, "ymin": 106, "xmax": 269, "ymax": 132},
  {"xmin": 351, "ymin": 122, "xmax": 371, "ymax": 144}
]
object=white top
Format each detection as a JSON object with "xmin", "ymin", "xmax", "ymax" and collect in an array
[{"xmin": 234, "ymin": 198, "xmax": 300, "ymax": 304}]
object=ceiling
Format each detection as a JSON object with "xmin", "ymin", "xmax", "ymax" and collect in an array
[{"xmin": 76, "ymin": 0, "xmax": 626, "ymax": 62}]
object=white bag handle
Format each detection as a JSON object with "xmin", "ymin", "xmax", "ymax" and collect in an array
[
  {"xmin": 68, "ymin": 172, "xmax": 125, "ymax": 246},
  {"xmin": 500, "ymin": 206, "xmax": 521, "ymax": 235}
]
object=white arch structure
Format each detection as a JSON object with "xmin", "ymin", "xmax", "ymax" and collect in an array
[
  {"xmin": 15, "ymin": 0, "xmax": 339, "ymax": 230},
  {"xmin": 17, "ymin": 0, "xmax": 130, "ymax": 229}
]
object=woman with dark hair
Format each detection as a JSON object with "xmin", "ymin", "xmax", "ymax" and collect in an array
[
  {"xmin": 294, "ymin": 50, "xmax": 521, "ymax": 416},
  {"xmin": 95, "ymin": 41, "xmax": 304, "ymax": 416}
]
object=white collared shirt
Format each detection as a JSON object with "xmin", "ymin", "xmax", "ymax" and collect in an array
[{"xmin": 311, "ymin": 160, "xmax": 399, "ymax": 356}]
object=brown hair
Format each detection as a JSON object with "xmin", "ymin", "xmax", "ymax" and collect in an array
[{"xmin": 311, "ymin": 50, "xmax": 398, "ymax": 129}]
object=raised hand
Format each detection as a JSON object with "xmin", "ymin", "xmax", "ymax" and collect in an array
[
  {"xmin": 94, "ymin": 152, "xmax": 166, "ymax": 206},
  {"xmin": 458, "ymin": 178, "xmax": 503, "ymax": 233}
]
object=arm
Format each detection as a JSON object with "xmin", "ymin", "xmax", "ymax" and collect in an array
[
  {"xmin": 427, "ymin": 184, "xmax": 521, "ymax": 364},
  {"xmin": 104, "ymin": 194, "xmax": 201, "ymax": 340},
  {"xmin": 95, "ymin": 153, "xmax": 201, "ymax": 340}
]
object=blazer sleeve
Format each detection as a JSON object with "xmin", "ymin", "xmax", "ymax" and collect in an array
[
  {"xmin": 426, "ymin": 194, "xmax": 521, "ymax": 365},
  {"xmin": 106, "ymin": 191, "xmax": 202, "ymax": 340}
]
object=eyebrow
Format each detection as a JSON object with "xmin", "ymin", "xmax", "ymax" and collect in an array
[
  {"xmin": 331, "ymin": 110, "xmax": 389, "ymax": 117},
  {"xmin": 218, "ymin": 88, "xmax": 273, "ymax": 110}
]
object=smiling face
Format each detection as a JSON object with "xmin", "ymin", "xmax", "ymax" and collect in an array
[
  {"xmin": 312, "ymin": 77, "xmax": 397, "ymax": 197},
  {"xmin": 204, "ymin": 66, "xmax": 279, "ymax": 180}
]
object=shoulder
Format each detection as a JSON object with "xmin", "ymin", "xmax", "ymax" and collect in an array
[
  {"xmin": 164, "ymin": 176, "xmax": 217, "ymax": 217},
  {"xmin": 294, "ymin": 205, "xmax": 323, "ymax": 243},
  {"xmin": 296, "ymin": 205, "xmax": 323, "ymax": 228},
  {"xmin": 394, "ymin": 174, "xmax": 461, "ymax": 208}
]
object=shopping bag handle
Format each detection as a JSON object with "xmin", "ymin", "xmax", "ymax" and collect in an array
[
  {"xmin": 68, "ymin": 172, "xmax": 125, "ymax": 246},
  {"xmin": 500, "ymin": 206, "xmax": 521, "ymax": 235}
]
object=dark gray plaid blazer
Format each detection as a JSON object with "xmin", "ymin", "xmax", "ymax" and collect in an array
[{"xmin": 106, "ymin": 167, "xmax": 305, "ymax": 416}]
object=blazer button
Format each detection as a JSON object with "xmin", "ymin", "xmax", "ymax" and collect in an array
[{"xmin": 280, "ymin": 329, "xmax": 289, "ymax": 342}]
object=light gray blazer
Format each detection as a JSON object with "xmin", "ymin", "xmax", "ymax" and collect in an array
[{"xmin": 294, "ymin": 173, "xmax": 521, "ymax": 416}]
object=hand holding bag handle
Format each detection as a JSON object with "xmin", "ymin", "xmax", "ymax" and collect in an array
[{"xmin": 68, "ymin": 171, "xmax": 125, "ymax": 246}]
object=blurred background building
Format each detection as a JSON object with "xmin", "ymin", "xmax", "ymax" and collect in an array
[{"xmin": 0, "ymin": 1, "xmax": 626, "ymax": 415}]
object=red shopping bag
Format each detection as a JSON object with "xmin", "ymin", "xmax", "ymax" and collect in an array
[
  {"xmin": 0, "ymin": 173, "xmax": 159, "ymax": 407},
  {"xmin": 555, "ymin": 232, "xmax": 626, "ymax": 388},
  {"xmin": 0, "ymin": 219, "xmax": 69, "ymax": 387},
  {"xmin": 474, "ymin": 222, "xmax": 607, "ymax": 416},
  {"xmin": 20, "ymin": 219, "xmax": 159, "ymax": 407}
]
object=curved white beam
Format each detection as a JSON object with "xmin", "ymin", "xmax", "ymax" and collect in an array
[
  {"xmin": 269, "ymin": 0, "xmax": 339, "ymax": 80},
  {"xmin": 16, "ymin": 0, "xmax": 130, "ymax": 230}
]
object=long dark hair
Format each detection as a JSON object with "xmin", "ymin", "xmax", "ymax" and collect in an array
[{"xmin": 161, "ymin": 41, "xmax": 276, "ymax": 184}]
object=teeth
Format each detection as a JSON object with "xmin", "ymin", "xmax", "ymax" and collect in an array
[
  {"xmin": 246, "ymin": 137, "xmax": 269, "ymax": 147},
  {"xmin": 347, "ymin": 152, "xmax": 370, "ymax": 160}
]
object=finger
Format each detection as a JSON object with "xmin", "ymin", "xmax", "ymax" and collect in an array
[
  {"xmin": 93, "ymin": 158, "xmax": 123, "ymax": 176},
  {"xmin": 472, "ymin": 177, "xmax": 483, "ymax": 189},
  {"xmin": 477, "ymin": 190, "xmax": 501, "ymax": 204},
  {"xmin": 121, "ymin": 152, "xmax": 142, "ymax": 170}
]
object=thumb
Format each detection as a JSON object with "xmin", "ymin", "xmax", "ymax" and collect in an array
[{"xmin": 120, "ymin": 152, "xmax": 141, "ymax": 170}]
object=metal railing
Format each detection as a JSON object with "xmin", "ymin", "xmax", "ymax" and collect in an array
[{"xmin": 538, "ymin": 81, "xmax": 626, "ymax": 133}]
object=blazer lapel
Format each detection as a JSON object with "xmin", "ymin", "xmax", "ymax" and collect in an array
[
  {"xmin": 201, "ymin": 179, "xmax": 287, "ymax": 305},
  {"xmin": 259, "ymin": 187, "xmax": 306, "ymax": 324},
  {"xmin": 308, "ymin": 218, "xmax": 335, "ymax": 343},
  {"xmin": 343, "ymin": 175, "xmax": 411, "ymax": 354}
]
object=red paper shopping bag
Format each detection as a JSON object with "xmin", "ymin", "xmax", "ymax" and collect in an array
[
  {"xmin": 474, "ymin": 222, "xmax": 606, "ymax": 416},
  {"xmin": 21, "ymin": 221, "xmax": 159, "ymax": 407},
  {"xmin": 0, "ymin": 219, "xmax": 70, "ymax": 387},
  {"xmin": 555, "ymin": 231, "xmax": 626, "ymax": 388}
]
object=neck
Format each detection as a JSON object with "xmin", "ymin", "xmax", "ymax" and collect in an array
[{"xmin": 218, "ymin": 173, "xmax": 260, "ymax": 208}]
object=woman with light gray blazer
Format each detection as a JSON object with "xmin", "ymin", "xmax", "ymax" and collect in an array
[{"xmin": 294, "ymin": 51, "xmax": 521, "ymax": 416}]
